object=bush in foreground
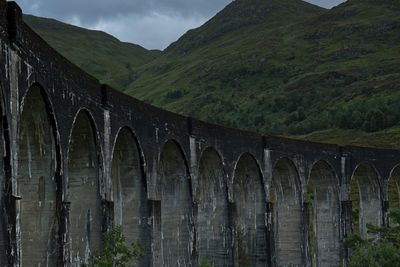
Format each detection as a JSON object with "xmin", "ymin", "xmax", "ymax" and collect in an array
[
  {"xmin": 84, "ymin": 226, "xmax": 144, "ymax": 267},
  {"xmin": 346, "ymin": 208, "xmax": 400, "ymax": 267}
]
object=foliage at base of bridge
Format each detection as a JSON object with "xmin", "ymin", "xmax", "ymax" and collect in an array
[
  {"xmin": 199, "ymin": 259, "xmax": 212, "ymax": 267},
  {"xmin": 346, "ymin": 208, "xmax": 400, "ymax": 267},
  {"xmin": 84, "ymin": 227, "xmax": 144, "ymax": 267}
]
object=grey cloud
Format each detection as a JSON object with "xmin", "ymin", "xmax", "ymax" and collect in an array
[
  {"xmin": 14, "ymin": 0, "xmax": 347, "ymax": 49},
  {"xmin": 306, "ymin": 0, "xmax": 345, "ymax": 9},
  {"xmin": 91, "ymin": 13, "xmax": 207, "ymax": 49},
  {"xmin": 16, "ymin": 0, "xmax": 231, "ymax": 24}
]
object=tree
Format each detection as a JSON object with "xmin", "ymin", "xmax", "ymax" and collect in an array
[
  {"xmin": 346, "ymin": 208, "xmax": 400, "ymax": 267},
  {"xmin": 85, "ymin": 227, "xmax": 144, "ymax": 267}
]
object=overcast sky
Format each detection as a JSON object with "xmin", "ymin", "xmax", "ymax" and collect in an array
[{"xmin": 14, "ymin": 0, "xmax": 346, "ymax": 50}]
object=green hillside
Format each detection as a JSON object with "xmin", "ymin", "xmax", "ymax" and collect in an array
[
  {"xmin": 23, "ymin": 14, "xmax": 161, "ymax": 89},
  {"xmin": 24, "ymin": 0, "xmax": 400, "ymax": 149}
]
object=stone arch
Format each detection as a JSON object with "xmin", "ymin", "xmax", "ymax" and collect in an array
[
  {"xmin": 388, "ymin": 165, "xmax": 400, "ymax": 222},
  {"xmin": 67, "ymin": 109, "xmax": 103, "ymax": 266},
  {"xmin": 350, "ymin": 163, "xmax": 382, "ymax": 238},
  {"xmin": 197, "ymin": 147, "xmax": 233, "ymax": 266},
  {"xmin": 111, "ymin": 127, "xmax": 150, "ymax": 266},
  {"xmin": 270, "ymin": 157, "xmax": 303, "ymax": 267},
  {"xmin": 158, "ymin": 139, "xmax": 193, "ymax": 266},
  {"xmin": 307, "ymin": 160, "xmax": 340, "ymax": 267},
  {"xmin": 17, "ymin": 84, "xmax": 60, "ymax": 266},
  {"xmin": 233, "ymin": 152, "xmax": 267, "ymax": 266}
]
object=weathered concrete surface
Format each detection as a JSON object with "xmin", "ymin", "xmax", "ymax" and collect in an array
[
  {"xmin": 271, "ymin": 158, "xmax": 304, "ymax": 267},
  {"xmin": 308, "ymin": 161, "xmax": 340, "ymax": 267},
  {"xmin": 233, "ymin": 153, "xmax": 267, "ymax": 266},
  {"xmin": 389, "ymin": 167, "xmax": 400, "ymax": 209},
  {"xmin": 159, "ymin": 141, "xmax": 193, "ymax": 266},
  {"xmin": 18, "ymin": 85, "xmax": 58, "ymax": 266},
  {"xmin": 197, "ymin": 148, "xmax": 233, "ymax": 266},
  {"xmin": 111, "ymin": 127, "xmax": 151, "ymax": 267},
  {"xmin": 0, "ymin": 102, "xmax": 7, "ymax": 266},
  {"xmin": 0, "ymin": 1, "xmax": 400, "ymax": 266},
  {"xmin": 67, "ymin": 111, "xmax": 102, "ymax": 266},
  {"xmin": 351, "ymin": 164, "xmax": 382, "ymax": 239}
]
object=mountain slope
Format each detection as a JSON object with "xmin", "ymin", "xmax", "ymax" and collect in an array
[
  {"xmin": 24, "ymin": 14, "xmax": 161, "ymax": 89},
  {"xmin": 124, "ymin": 0, "xmax": 400, "ymax": 139},
  {"xmin": 24, "ymin": 0, "xmax": 400, "ymax": 148},
  {"xmin": 166, "ymin": 0, "xmax": 323, "ymax": 54}
]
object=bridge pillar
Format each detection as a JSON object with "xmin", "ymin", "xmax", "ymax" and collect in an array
[
  {"xmin": 189, "ymin": 135, "xmax": 199, "ymax": 265},
  {"xmin": 380, "ymin": 169, "xmax": 391, "ymax": 228},
  {"xmin": 149, "ymin": 200, "xmax": 162, "ymax": 267},
  {"xmin": 266, "ymin": 202, "xmax": 274, "ymax": 267},
  {"xmin": 340, "ymin": 154, "xmax": 353, "ymax": 265},
  {"xmin": 263, "ymin": 148, "xmax": 274, "ymax": 267},
  {"xmin": 102, "ymin": 109, "xmax": 112, "ymax": 202},
  {"xmin": 7, "ymin": 9, "xmax": 22, "ymax": 264},
  {"xmin": 341, "ymin": 200, "xmax": 352, "ymax": 264},
  {"xmin": 60, "ymin": 201, "xmax": 71, "ymax": 266},
  {"xmin": 294, "ymin": 156, "xmax": 310, "ymax": 267}
]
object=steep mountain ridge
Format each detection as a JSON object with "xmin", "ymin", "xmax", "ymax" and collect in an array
[
  {"xmin": 166, "ymin": 0, "xmax": 324, "ymax": 54},
  {"xmin": 123, "ymin": 0, "xmax": 400, "ymax": 139},
  {"xmin": 24, "ymin": 0, "xmax": 400, "ymax": 148}
]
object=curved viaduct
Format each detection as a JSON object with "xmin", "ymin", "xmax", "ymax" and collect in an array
[{"xmin": 0, "ymin": 2, "xmax": 399, "ymax": 267}]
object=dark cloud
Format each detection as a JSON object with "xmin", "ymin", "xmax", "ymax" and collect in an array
[
  {"xmin": 16, "ymin": 0, "xmax": 230, "ymax": 24},
  {"xmin": 14, "ymin": 0, "xmax": 346, "ymax": 49}
]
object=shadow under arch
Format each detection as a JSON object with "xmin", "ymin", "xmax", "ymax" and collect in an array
[
  {"xmin": 158, "ymin": 139, "xmax": 193, "ymax": 266},
  {"xmin": 67, "ymin": 108, "xmax": 103, "ymax": 265},
  {"xmin": 111, "ymin": 127, "xmax": 150, "ymax": 266},
  {"xmin": 270, "ymin": 157, "xmax": 303, "ymax": 267},
  {"xmin": 387, "ymin": 165, "xmax": 400, "ymax": 224},
  {"xmin": 307, "ymin": 160, "xmax": 340, "ymax": 267},
  {"xmin": 350, "ymin": 163, "xmax": 383, "ymax": 238},
  {"xmin": 233, "ymin": 152, "xmax": 267, "ymax": 266},
  {"xmin": 17, "ymin": 84, "xmax": 62, "ymax": 266},
  {"xmin": 197, "ymin": 147, "xmax": 233, "ymax": 266}
]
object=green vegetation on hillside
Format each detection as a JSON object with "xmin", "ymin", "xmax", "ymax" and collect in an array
[
  {"xmin": 23, "ymin": 0, "xmax": 400, "ymax": 149},
  {"xmin": 23, "ymin": 15, "xmax": 161, "ymax": 89}
]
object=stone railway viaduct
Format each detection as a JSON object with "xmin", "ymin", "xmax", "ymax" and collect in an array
[{"xmin": 0, "ymin": 1, "xmax": 399, "ymax": 266}]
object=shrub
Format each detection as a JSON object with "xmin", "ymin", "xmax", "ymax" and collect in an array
[
  {"xmin": 199, "ymin": 259, "xmax": 212, "ymax": 267},
  {"xmin": 346, "ymin": 208, "xmax": 400, "ymax": 267},
  {"xmin": 84, "ymin": 226, "xmax": 144, "ymax": 267}
]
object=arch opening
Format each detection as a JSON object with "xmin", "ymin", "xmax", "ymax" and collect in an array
[
  {"xmin": 197, "ymin": 148, "xmax": 233, "ymax": 266},
  {"xmin": 388, "ymin": 166, "xmax": 400, "ymax": 224},
  {"xmin": 270, "ymin": 158, "xmax": 303, "ymax": 266},
  {"xmin": 350, "ymin": 163, "xmax": 382, "ymax": 238},
  {"xmin": 68, "ymin": 110, "xmax": 102, "ymax": 265},
  {"xmin": 18, "ymin": 85, "xmax": 59, "ymax": 266},
  {"xmin": 158, "ymin": 140, "xmax": 192, "ymax": 266},
  {"xmin": 307, "ymin": 161, "xmax": 340, "ymax": 267},
  {"xmin": 233, "ymin": 153, "xmax": 267, "ymax": 266},
  {"xmin": 111, "ymin": 128, "xmax": 150, "ymax": 266}
]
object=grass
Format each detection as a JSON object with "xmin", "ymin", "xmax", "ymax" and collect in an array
[
  {"xmin": 23, "ymin": 14, "xmax": 161, "ymax": 89},
  {"xmin": 292, "ymin": 127, "xmax": 400, "ymax": 149}
]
